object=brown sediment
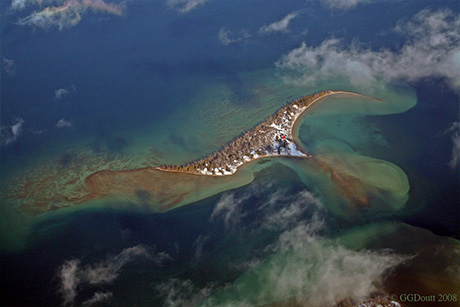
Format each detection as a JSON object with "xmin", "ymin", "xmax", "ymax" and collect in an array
[
  {"xmin": 2, "ymin": 150, "xmax": 132, "ymax": 213},
  {"xmin": 155, "ymin": 91, "xmax": 337, "ymax": 175},
  {"xmin": 3, "ymin": 90, "xmax": 383, "ymax": 214},
  {"xmin": 83, "ymin": 164, "xmax": 253, "ymax": 211},
  {"xmin": 288, "ymin": 91, "xmax": 384, "ymax": 208},
  {"xmin": 312, "ymin": 157, "xmax": 371, "ymax": 207},
  {"xmin": 156, "ymin": 90, "xmax": 382, "ymax": 176}
]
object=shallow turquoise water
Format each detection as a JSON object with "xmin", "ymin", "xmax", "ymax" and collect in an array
[{"xmin": 1, "ymin": 0, "xmax": 459, "ymax": 306}]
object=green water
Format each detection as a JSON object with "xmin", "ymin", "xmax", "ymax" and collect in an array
[
  {"xmin": 0, "ymin": 71, "xmax": 418, "ymax": 252},
  {"xmin": 193, "ymin": 81, "xmax": 424, "ymax": 306},
  {"xmin": 202, "ymin": 222, "xmax": 460, "ymax": 306}
]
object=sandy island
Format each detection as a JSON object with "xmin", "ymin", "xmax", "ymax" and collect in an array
[
  {"xmin": 156, "ymin": 90, "xmax": 382, "ymax": 176},
  {"xmin": 5, "ymin": 90, "xmax": 384, "ymax": 213}
]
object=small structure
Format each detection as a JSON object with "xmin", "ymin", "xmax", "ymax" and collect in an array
[{"xmin": 275, "ymin": 134, "xmax": 286, "ymax": 141}]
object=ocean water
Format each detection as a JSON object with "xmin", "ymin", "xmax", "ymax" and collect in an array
[{"xmin": 1, "ymin": 0, "xmax": 459, "ymax": 306}]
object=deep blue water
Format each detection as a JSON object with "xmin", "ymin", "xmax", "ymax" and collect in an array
[
  {"xmin": 380, "ymin": 82, "xmax": 460, "ymax": 238},
  {"xmin": 1, "ymin": 0, "xmax": 459, "ymax": 306},
  {"xmin": 0, "ymin": 165, "xmax": 316, "ymax": 305}
]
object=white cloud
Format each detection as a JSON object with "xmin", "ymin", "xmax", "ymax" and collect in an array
[
  {"xmin": 59, "ymin": 259, "xmax": 81, "ymax": 306},
  {"xmin": 204, "ymin": 182, "xmax": 409, "ymax": 306},
  {"xmin": 193, "ymin": 234, "xmax": 209, "ymax": 260},
  {"xmin": 210, "ymin": 192, "xmax": 248, "ymax": 228},
  {"xmin": 276, "ymin": 9, "xmax": 460, "ymax": 92},
  {"xmin": 230, "ymin": 258, "xmax": 261, "ymax": 272},
  {"xmin": 55, "ymin": 85, "xmax": 76, "ymax": 100},
  {"xmin": 265, "ymin": 225, "xmax": 406, "ymax": 306},
  {"xmin": 10, "ymin": 0, "xmax": 40, "ymax": 11},
  {"xmin": 445, "ymin": 248, "xmax": 460, "ymax": 279},
  {"xmin": 57, "ymin": 245, "xmax": 168, "ymax": 305},
  {"xmin": 259, "ymin": 11, "xmax": 299, "ymax": 34},
  {"xmin": 2, "ymin": 57, "xmax": 17, "ymax": 76},
  {"xmin": 83, "ymin": 245, "xmax": 152, "ymax": 284},
  {"xmin": 166, "ymin": 0, "xmax": 209, "ymax": 13},
  {"xmin": 15, "ymin": 0, "xmax": 125, "ymax": 30},
  {"xmin": 1, "ymin": 118, "xmax": 25, "ymax": 146},
  {"xmin": 56, "ymin": 118, "xmax": 73, "ymax": 128},
  {"xmin": 446, "ymin": 122, "xmax": 460, "ymax": 169},
  {"xmin": 31, "ymin": 128, "xmax": 46, "ymax": 135},
  {"xmin": 56, "ymin": 119, "xmax": 73, "ymax": 128},
  {"xmin": 270, "ymin": 215, "xmax": 324, "ymax": 251},
  {"xmin": 207, "ymin": 219, "xmax": 408, "ymax": 306},
  {"xmin": 218, "ymin": 28, "xmax": 237, "ymax": 45},
  {"xmin": 157, "ymin": 186, "xmax": 406, "ymax": 306},
  {"xmin": 451, "ymin": 135, "xmax": 460, "ymax": 169},
  {"xmin": 156, "ymin": 278, "xmax": 216, "ymax": 306},
  {"xmin": 210, "ymin": 182, "xmax": 270, "ymax": 230},
  {"xmin": 11, "ymin": 119, "xmax": 24, "ymax": 136},
  {"xmin": 153, "ymin": 251, "xmax": 174, "ymax": 265},
  {"xmin": 211, "ymin": 184, "xmax": 323, "ymax": 233},
  {"xmin": 261, "ymin": 190, "xmax": 323, "ymax": 231},
  {"xmin": 55, "ymin": 88, "xmax": 69, "ymax": 100},
  {"xmin": 218, "ymin": 27, "xmax": 251, "ymax": 46},
  {"xmin": 321, "ymin": 0, "xmax": 370, "ymax": 10},
  {"xmin": 82, "ymin": 292, "xmax": 113, "ymax": 306}
]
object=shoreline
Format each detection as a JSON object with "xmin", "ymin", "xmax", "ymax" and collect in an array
[
  {"xmin": 291, "ymin": 91, "xmax": 383, "ymax": 153},
  {"xmin": 154, "ymin": 154, "xmax": 311, "ymax": 176},
  {"xmin": 2, "ymin": 89, "xmax": 384, "ymax": 214},
  {"xmin": 156, "ymin": 90, "xmax": 381, "ymax": 177}
]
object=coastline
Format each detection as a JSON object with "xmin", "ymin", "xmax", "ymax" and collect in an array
[
  {"xmin": 2, "ymin": 90, "xmax": 384, "ymax": 214},
  {"xmin": 156, "ymin": 90, "xmax": 382, "ymax": 177},
  {"xmin": 291, "ymin": 91, "xmax": 383, "ymax": 153}
]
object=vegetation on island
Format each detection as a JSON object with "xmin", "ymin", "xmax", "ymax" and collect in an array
[{"xmin": 158, "ymin": 90, "xmax": 333, "ymax": 175}]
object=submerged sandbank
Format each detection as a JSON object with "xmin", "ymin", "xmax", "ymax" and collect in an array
[
  {"xmin": 2, "ymin": 90, "xmax": 403, "ymax": 217},
  {"xmin": 156, "ymin": 90, "xmax": 382, "ymax": 176}
]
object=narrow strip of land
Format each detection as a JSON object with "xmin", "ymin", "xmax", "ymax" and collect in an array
[
  {"xmin": 3, "ymin": 90, "xmax": 382, "ymax": 213},
  {"xmin": 157, "ymin": 90, "xmax": 381, "ymax": 176}
]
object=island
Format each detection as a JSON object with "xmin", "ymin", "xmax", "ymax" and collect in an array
[
  {"xmin": 157, "ymin": 90, "xmax": 377, "ymax": 176},
  {"xmin": 4, "ymin": 90, "xmax": 384, "ymax": 213}
]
